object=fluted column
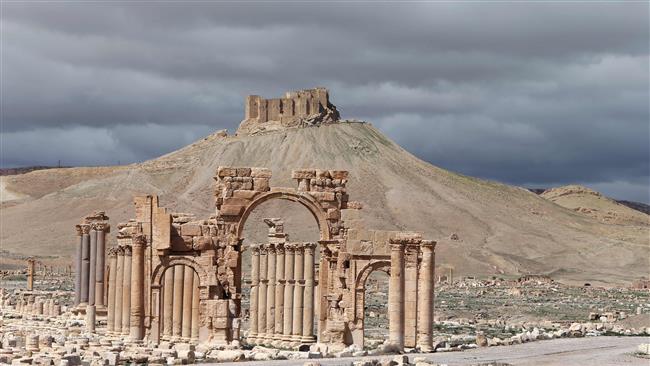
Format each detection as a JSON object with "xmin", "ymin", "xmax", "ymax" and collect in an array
[
  {"xmin": 274, "ymin": 244, "xmax": 285, "ymax": 336},
  {"xmin": 417, "ymin": 240, "xmax": 436, "ymax": 352},
  {"xmin": 292, "ymin": 244, "xmax": 304, "ymax": 341},
  {"xmin": 302, "ymin": 243, "xmax": 316, "ymax": 342},
  {"xmin": 107, "ymin": 248, "xmax": 118, "ymax": 334},
  {"xmin": 162, "ymin": 266, "xmax": 175, "ymax": 339},
  {"xmin": 95, "ymin": 224, "xmax": 108, "ymax": 308},
  {"xmin": 191, "ymin": 272, "xmax": 200, "ymax": 340},
  {"xmin": 80, "ymin": 225, "xmax": 91, "ymax": 305},
  {"xmin": 172, "ymin": 265, "xmax": 184, "ymax": 339},
  {"xmin": 266, "ymin": 244, "xmax": 276, "ymax": 338},
  {"xmin": 129, "ymin": 235, "xmax": 146, "ymax": 340},
  {"xmin": 122, "ymin": 246, "xmax": 132, "ymax": 335},
  {"xmin": 389, "ymin": 241, "xmax": 405, "ymax": 349},
  {"xmin": 258, "ymin": 246, "xmax": 268, "ymax": 338},
  {"xmin": 89, "ymin": 228, "xmax": 97, "ymax": 305},
  {"xmin": 75, "ymin": 226, "xmax": 83, "ymax": 305},
  {"xmin": 249, "ymin": 245, "xmax": 260, "ymax": 340},
  {"xmin": 182, "ymin": 266, "xmax": 194, "ymax": 340},
  {"xmin": 283, "ymin": 244, "xmax": 295, "ymax": 340},
  {"xmin": 114, "ymin": 247, "xmax": 125, "ymax": 334}
]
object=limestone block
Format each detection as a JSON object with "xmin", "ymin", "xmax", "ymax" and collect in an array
[
  {"xmin": 192, "ymin": 236, "xmax": 212, "ymax": 251},
  {"xmin": 315, "ymin": 170, "xmax": 331, "ymax": 178},
  {"xmin": 251, "ymin": 167, "xmax": 272, "ymax": 178},
  {"xmin": 233, "ymin": 190, "xmax": 259, "ymax": 199},
  {"xmin": 326, "ymin": 209, "xmax": 341, "ymax": 220},
  {"xmin": 180, "ymin": 223, "xmax": 202, "ymax": 237},
  {"xmin": 253, "ymin": 178, "xmax": 270, "ymax": 191},
  {"xmin": 236, "ymin": 168, "xmax": 252, "ymax": 177},
  {"xmin": 170, "ymin": 236, "xmax": 192, "ymax": 252},
  {"xmin": 292, "ymin": 170, "xmax": 316, "ymax": 179},
  {"xmin": 309, "ymin": 192, "xmax": 336, "ymax": 202},
  {"xmin": 220, "ymin": 205, "xmax": 245, "ymax": 216},
  {"xmin": 217, "ymin": 167, "xmax": 238, "ymax": 177},
  {"xmin": 329, "ymin": 171, "xmax": 349, "ymax": 180},
  {"xmin": 223, "ymin": 197, "xmax": 251, "ymax": 206}
]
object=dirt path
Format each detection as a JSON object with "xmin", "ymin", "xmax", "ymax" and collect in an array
[{"xmin": 212, "ymin": 336, "xmax": 649, "ymax": 366}]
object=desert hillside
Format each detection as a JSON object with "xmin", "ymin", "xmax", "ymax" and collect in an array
[
  {"xmin": 1, "ymin": 122, "xmax": 648, "ymax": 286},
  {"xmin": 541, "ymin": 185, "xmax": 649, "ymax": 227}
]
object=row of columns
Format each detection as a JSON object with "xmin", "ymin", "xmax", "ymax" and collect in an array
[
  {"xmin": 388, "ymin": 239, "xmax": 435, "ymax": 351},
  {"xmin": 249, "ymin": 242, "xmax": 316, "ymax": 345},
  {"xmin": 74, "ymin": 223, "xmax": 109, "ymax": 307},
  {"xmin": 106, "ymin": 235, "xmax": 146, "ymax": 339},
  {"xmin": 161, "ymin": 265, "xmax": 200, "ymax": 341}
]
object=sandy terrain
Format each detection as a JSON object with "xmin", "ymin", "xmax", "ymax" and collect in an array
[
  {"xmin": 1, "ymin": 122, "xmax": 648, "ymax": 285},
  {"xmin": 211, "ymin": 337, "xmax": 650, "ymax": 366}
]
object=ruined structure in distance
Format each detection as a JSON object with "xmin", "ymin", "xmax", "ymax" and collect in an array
[{"xmin": 237, "ymin": 87, "xmax": 341, "ymax": 135}]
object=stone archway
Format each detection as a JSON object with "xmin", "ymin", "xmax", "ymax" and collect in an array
[
  {"xmin": 150, "ymin": 256, "xmax": 220, "ymax": 344},
  {"xmin": 351, "ymin": 260, "xmax": 391, "ymax": 348},
  {"xmin": 235, "ymin": 190, "xmax": 332, "ymax": 242}
]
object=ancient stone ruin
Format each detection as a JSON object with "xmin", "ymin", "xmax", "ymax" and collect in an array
[
  {"xmin": 237, "ymin": 87, "xmax": 341, "ymax": 135},
  {"xmin": 77, "ymin": 166, "xmax": 436, "ymax": 352}
]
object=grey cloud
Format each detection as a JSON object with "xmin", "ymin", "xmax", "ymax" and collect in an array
[{"xmin": 1, "ymin": 2, "xmax": 648, "ymax": 203}]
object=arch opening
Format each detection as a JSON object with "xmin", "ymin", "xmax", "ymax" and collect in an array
[{"xmin": 238, "ymin": 197, "xmax": 322, "ymax": 345}]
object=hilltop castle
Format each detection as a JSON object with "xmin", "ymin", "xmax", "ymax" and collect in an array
[{"xmin": 237, "ymin": 87, "xmax": 340, "ymax": 135}]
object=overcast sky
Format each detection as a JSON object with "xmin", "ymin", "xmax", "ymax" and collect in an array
[{"xmin": 1, "ymin": 2, "xmax": 648, "ymax": 203}]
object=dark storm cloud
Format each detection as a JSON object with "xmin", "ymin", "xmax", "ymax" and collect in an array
[{"xmin": 1, "ymin": 2, "xmax": 648, "ymax": 203}]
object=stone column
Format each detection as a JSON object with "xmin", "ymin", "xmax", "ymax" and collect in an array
[
  {"xmin": 74, "ymin": 226, "xmax": 83, "ymax": 305},
  {"xmin": 95, "ymin": 224, "xmax": 108, "ymax": 308},
  {"xmin": 182, "ymin": 266, "xmax": 194, "ymax": 340},
  {"xmin": 162, "ymin": 266, "xmax": 175, "ymax": 339},
  {"xmin": 404, "ymin": 243, "xmax": 419, "ymax": 348},
  {"xmin": 26, "ymin": 259, "xmax": 35, "ymax": 291},
  {"xmin": 417, "ymin": 241, "xmax": 436, "ymax": 352},
  {"xmin": 389, "ymin": 240, "xmax": 405, "ymax": 349},
  {"xmin": 274, "ymin": 244, "xmax": 285, "ymax": 336},
  {"xmin": 80, "ymin": 225, "xmax": 91, "ymax": 305},
  {"xmin": 191, "ymin": 272, "xmax": 200, "ymax": 340},
  {"xmin": 302, "ymin": 242, "xmax": 316, "ymax": 342},
  {"xmin": 292, "ymin": 244, "xmax": 304, "ymax": 341},
  {"xmin": 283, "ymin": 244, "xmax": 295, "ymax": 340},
  {"xmin": 107, "ymin": 248, "xmax": 118, "ymax": 334},
  {"xmin": 129, "ymin": 235, "xmax": 146, "ymax": 340},
  {"xmin": 86, "ymin": 305, "xmax": 96, "ymax": 332},
  {"xmin": 172, "ymin": 265, "xmax": 184, "ymax": 338},
  {"xmin": 266, "ymin": 244, "xmax": 276, "ymax": 338},
  {"xmin": 89, "ymin": 228, "xmax": 97, "ymax": 305},
  {"xmin": 114, "ymin": 247, "xmax": 125, "ymax": 334},
  {"xmin": 249, "ymin": 245, "xmax": 260, "ymax": 341},
  {"xmin": 257, "ymin": 245, "xmax": 268, "ymax": 339},
  {"xmin": 122, "ymin": 246, "xmax": 132, "ymax": 335}
]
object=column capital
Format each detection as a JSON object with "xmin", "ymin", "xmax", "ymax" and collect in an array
[
  {"xmin": 250, "ymin": 244, "xmax": 261, "ymax": 254},
  {"xmin": 122, "ymin": 245, "xmax": 133, "ymax": 256},
  {"xmin": 420, "ymin": 240, "xmax": 436, "ymax": 250},
  {"xmin": 107, "ymin": 247, "xmax": 119, "ymax": 257},
  {"xmin": 79, "ymin": 224, "xmax": 91, "ymax": 235},
  {"xmin": 275, "ymin": 243, "xmax": 285, "ymax": 254},
  {"xmin": 284, "ymin": 244, "xmax": 296, "ymax": 253},
  {"xmin": 93, "ymin": 222, "xmax": 111, "ymax": 233},
  {"xmin": 116, "ymin": 246, "xmax": 125, "ymax": 255},
  {"xmin": 132, "ymin": 234, "xmax": 147, "ymax": 248},
  {"xmin": 75, "ymin": 225, "xmax": 83, "ymax": 236},
  {"xmin": 303, "ymin": 242, "xmax": 317, "ymax": 252},
  {"xmin": 265, "ymin": 243, "xmax": 276, "ymax": 254},
  {"xmin": 259, "ymin": 245, "xmax": 268, "ymax": 255}
]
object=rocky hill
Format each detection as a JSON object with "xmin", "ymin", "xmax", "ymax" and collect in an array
[
  {"xmin": 1, "ymin": 119, "xmax": 648, "ymax": 286},
  {"xmin": 541, "ymin": 185, "xmax": 649, "ymax": 227}
]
